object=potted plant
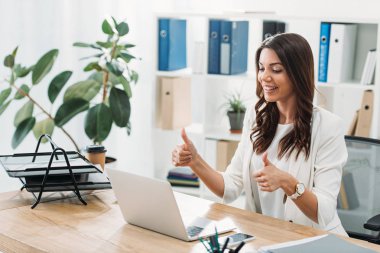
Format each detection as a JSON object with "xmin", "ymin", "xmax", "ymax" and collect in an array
[
  {"xmin": 223, "ymin": 91, "xmax": 246, "ymax": 134},
  {"xmin": 0, "ymin": 17, "xmax": 138, "ymax": 155}
]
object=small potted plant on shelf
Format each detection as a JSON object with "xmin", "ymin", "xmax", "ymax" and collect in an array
[
  {"xmin": 0, "ymin": 17, "xmax": 138, "ymax": 163},
  {"xmin": 223, "ymin": 91, "xmax": 246, "ymax": 134}
]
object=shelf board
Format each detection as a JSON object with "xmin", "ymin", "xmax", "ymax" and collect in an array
[
  {"xmin": 184, "ymin": 124, "xmax": 242, "ymax": 142},
  {"xmin": 156, "ymin": 69, "xmax": 256, "ymax": 81},
  {"xmin": 156, "ymin": 68, "xmax": 193, "ymax": 77},
  {"xmin": 316, "ymin": 82, "xmax": 375, "ymax": 90}
]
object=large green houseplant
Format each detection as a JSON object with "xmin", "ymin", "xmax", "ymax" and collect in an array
[{"xmin": 0, "ymin": 17, "xmax": 138, "ymax": 151}]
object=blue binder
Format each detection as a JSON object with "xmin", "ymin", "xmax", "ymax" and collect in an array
[
  {"xmin": 158, "ymin": 18, "xmax": 187, "ymax": 71},
  {"xmin": 220, "ymin": 21, "xmax": 249, "ymax": 75},
  {"xmin": 318, "ymin": 22, "xmax": 331, "ymax": 82},
  {"xmin": 208, "ymin": 19, "xmax": 221, "ymax": 74}
]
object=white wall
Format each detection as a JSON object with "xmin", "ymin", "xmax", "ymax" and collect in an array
[{"xmin": 1, "ymin": 0, "xmax": 380, "ymax": 192}]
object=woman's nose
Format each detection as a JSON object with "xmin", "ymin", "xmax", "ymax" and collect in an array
[{"xmin": 261, "ymin": 69, "xmax": 272, "ymax": 82}]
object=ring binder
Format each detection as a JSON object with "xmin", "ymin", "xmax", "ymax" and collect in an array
[{"xmin": 0, "ymin": 134, "xmax": 111, "ymax": 209}]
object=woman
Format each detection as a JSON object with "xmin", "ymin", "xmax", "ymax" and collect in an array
[{"xmin": 172, "ymin": 33, "xmax": 348, "ymax": 235}]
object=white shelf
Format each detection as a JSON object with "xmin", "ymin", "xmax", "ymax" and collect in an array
[
  {"xmin": 185, "ymin": 124, "xmax": 242, "ymax": 142},
  {"xmin": 317, "ymin": 82, "xmax": 375, "ymax": 90},
  {"xmin": 156, "ymin": 68, "xmax": 193, "ymax": 77}
]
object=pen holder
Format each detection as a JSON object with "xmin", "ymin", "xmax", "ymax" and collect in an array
[
  {"xmin": 85, "ymin": 145, "xmax": 107, "ymax": 171},
  {"xmin": 200, "ymin": 229, "xmax": 246, "ymax": 253}
]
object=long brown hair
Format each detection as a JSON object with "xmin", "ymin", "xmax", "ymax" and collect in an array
[{"xmin": 250, "ymin": 33, "xmax": 315, "ymax": 160}]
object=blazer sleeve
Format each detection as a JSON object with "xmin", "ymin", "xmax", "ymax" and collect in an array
[
  {"xmin": 222, "ymin": 105, "xmax": 255, "ymax": 203},
  {"xmin": 312, "ymin": 115, "xmax": 348, "ymax": 227}
]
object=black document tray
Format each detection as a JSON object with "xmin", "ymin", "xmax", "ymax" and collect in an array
[
  {"xmin": 24, "ymin": 173, "xmax": 111, "ymax": 192},
  {"xmin": 0, "ymin": 134, "xmax": 111, "ymax": 209},
  {"xmin": 0, "ymin": 151, "xmax": 99, "ymax": 177}
]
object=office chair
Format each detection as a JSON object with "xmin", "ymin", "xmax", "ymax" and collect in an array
[{"xmin": 338, "ymin": 136, "xmax": 380, "ymax": 244}]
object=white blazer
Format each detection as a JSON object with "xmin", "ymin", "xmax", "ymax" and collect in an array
[{"xmin": 222, "ymin": 105, "xmax": 348, "ymax": 235}]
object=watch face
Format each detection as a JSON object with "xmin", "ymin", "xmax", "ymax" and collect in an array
[{"xmin": 297, "ymin": 183, "xmax": 305, "ymax": 195}]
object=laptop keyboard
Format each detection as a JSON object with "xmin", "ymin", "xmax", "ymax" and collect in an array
[{"xmin": 186, "ymin": 225, "xmax": 203, "ymax": 237}]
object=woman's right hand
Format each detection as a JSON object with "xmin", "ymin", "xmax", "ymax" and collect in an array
[{"xmin": 172, "ymin": 128, "xmax": 198, "ymax": 166}]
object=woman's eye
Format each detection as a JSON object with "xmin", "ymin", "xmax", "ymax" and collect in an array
[
  {"xmin": 258, "ymin": 67, "xmax": 264, "ymax": 72},
  {"xmin": 273, "ymin": 69, "xmax": 282, "ymax": 73}
]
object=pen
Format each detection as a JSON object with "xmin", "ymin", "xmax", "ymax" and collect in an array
[
  {"xmin": 234, "ymin": 241, "xmax": 245, "ymax": 253},
  {"xmin": 221, "ymin": 237, "xmax": 230, "ymax": 252}
]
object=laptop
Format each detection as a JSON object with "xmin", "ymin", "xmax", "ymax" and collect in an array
[{"xmin": 107, "ymin": 169, "xmax": 236, "ymax": 241}]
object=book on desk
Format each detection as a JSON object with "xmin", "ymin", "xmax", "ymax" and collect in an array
[{"xmin": 166, "ymin": 167, "xmax": 199, "ymax": 187}]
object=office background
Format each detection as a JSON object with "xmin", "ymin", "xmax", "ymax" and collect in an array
[{"xmin": 0, "ymin": 0, "xmax": 379, "ymax": 192}]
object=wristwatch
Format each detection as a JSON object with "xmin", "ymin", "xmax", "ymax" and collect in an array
[{"xmin": 289, "ymin": 182, "xmax": 305, "ymax": 200}]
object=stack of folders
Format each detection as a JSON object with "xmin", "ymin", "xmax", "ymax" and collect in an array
[
  {"xmin": 158, "ymin": 18, "xmax": 187, "ymax": 71},
  {"xmin": 318, "ymin": 22, "xmax": 357, "ymax": 83},
  {"xmin": 360, "ymin": 49, "xmax": 377, "ymax": 85},
  {"xmin": 208, "ymin": 19, "xmax": 249, "ymax": 75},
  {"xmin": 262, "ymin": 20, "xmax": 286, "ymax": 41},
  {"xmin": 258, "ymin": 234, "xmax": 377, "ymax": 253},
  {"xmin": 167, "ymin": 167, "xmax": 199, "ymax": 187}
]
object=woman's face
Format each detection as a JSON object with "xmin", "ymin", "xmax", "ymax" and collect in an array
[{"xmin": 258, "ymin": 48, "xmax": 295, "ymax": 104}]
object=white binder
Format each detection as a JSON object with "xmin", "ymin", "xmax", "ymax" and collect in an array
[{"xmin": 327, "ymin": 24, "xmax": 357, "ymax": 83}]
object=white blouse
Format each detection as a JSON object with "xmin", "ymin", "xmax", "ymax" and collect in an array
[{"xmin": 250, "ymin": 124, "xmax": 293, "ymax": 219}]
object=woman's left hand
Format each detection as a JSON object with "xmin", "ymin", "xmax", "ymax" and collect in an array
[{"xmin": 253, "ymin": 152, "xmax": 289, "ymax": 192}]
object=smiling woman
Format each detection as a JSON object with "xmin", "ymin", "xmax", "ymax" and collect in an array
[{"xmin": 171, "ymin": 33, "xmax": 348, "ymax": 236}]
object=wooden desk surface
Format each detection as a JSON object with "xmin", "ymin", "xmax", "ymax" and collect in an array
[{"xmin": 0, "ymin": 189, "xmax": 379, "ymax": 253}]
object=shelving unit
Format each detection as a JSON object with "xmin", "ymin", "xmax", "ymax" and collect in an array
[{"xmin": 152, "ymin": 11, "xmax": 380, "ymax": 208}]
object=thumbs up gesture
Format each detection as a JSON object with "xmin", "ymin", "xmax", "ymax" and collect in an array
[
  {"xmin": 172, "ymin": 128, "xmax": 198, "ymax": 166},
  {"xmin": 253, "ymin": 152, "xmax": 284, "ymax": 192}
]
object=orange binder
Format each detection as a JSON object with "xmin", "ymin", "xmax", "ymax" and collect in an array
[{"xmin": 354, "ymin": 90, "xmax": 373, "ymax": 137}]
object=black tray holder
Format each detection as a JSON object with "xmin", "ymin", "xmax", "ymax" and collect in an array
[{"xmin": 23, "ymin": 134, "xmax": 87, "ymax": 209}]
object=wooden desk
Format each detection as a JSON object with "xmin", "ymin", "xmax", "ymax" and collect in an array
[{"xmin": 0, "ymin": 189, "xmax": 379, "ymax": 253}]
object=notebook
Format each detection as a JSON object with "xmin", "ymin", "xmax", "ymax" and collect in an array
[{"xmin": 107, "ymin": 169, "xmax": 236, "ymax": 241}]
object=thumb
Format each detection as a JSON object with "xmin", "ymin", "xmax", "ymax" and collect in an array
[
  {"xmin": 181, "ymin": 128, "xmax": 191, "ymax": 146},
  {"xmin": 262, "ymin": 152, "xmax": 272, "ymax": 167}
]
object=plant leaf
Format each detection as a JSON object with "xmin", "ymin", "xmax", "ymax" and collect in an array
[
  {"xmin": 109, "ymin": 87, "xmax": 130, "ymax": 127},
  {"xmin": 0, "ymin": 87, "xmax": 12, "ymax": 105},
  {"xmin": 54, "ymin": 98, "xmax": 89, "ymax": 127},
  {"xmin": 116, "ymin": 22, "xmax": 129, "ymax": 36},
  {"xmin": 119, "ymin": 75, "xmax": 132, "ymax": 98},
  {"xmin": 32, "ymin": 49, "xmax": 59, "ymax": 85},
  {"xmin": 118, "ymin": 52, "xmax": 135, "ymax": 63},
  {"xmin": 96, "ymin": 41, "xmax": 113, "ymax": 48},
  {"xmin": 12, "ymin": 46, "xmax": 19, "ymax": 57},
  {"xmin": 106, "ymin": 61, "xmax": 123, "ymax": 76},
  {"xmin": 48, "ymin": 71, "xmax": 73, "ymax": 103},
  {"xmin": 4, "ymin": 54, "xmax": 14, "ymax": 68},
  {"xmin": 73, "ymin": 42, "xmax": 102, "ymax": 50},
  {"xmin": 79, "ymin": 53, "xmax": 103, "ymax": 61},
  {"xmin": 85, "ymin": 103, "xmax": 113, "ymax": 143},
  {"xmin": 124, "ymin": 43, "xmax": 135, "ymax": 48},
  {"xmin": 130, "ymin": 70, "xmax": 139, "ymax": 83},
  {"xmin": 84, "ymin": 62, "xmax": 102, "ymax": 72},
  {"xmin": 111, "ymin": 17, "xmax": 118, "ymax": 28},
  {"xmin": 102, "ymin": 19, "xmax": 114, "ymax": 35},
  {"xmin": 33, "ymin": 118, "xmax": 54, "ymax": 142},
  {"xmin": 14, "ymin": 101, "xmax": 34, "ymax": 127},
  {"xmin": 63, "ymin": 80, "xmax": 101, "ymax": 102},
  {"xmin": 88, "ymin": 72, "xmax": 103, "ymax": 83},
  {"xmin": 12, "ymin": 117, "xmax": 36, "ymax": 149},
  {"xmin": 14, "ymin": 84, "xmax": 30, "ymax": 100},
  {"xmin": 14, "ymin": 64, "xmax": 32, "ymax": 78},
  {"xmin": 0, "ymin": 101, "xmax": 11, "ymax": 116}
]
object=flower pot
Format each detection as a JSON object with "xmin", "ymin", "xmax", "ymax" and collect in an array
[{"xmin": 227, "ymin": 111, "xmax": 245, "ymax": 134}]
